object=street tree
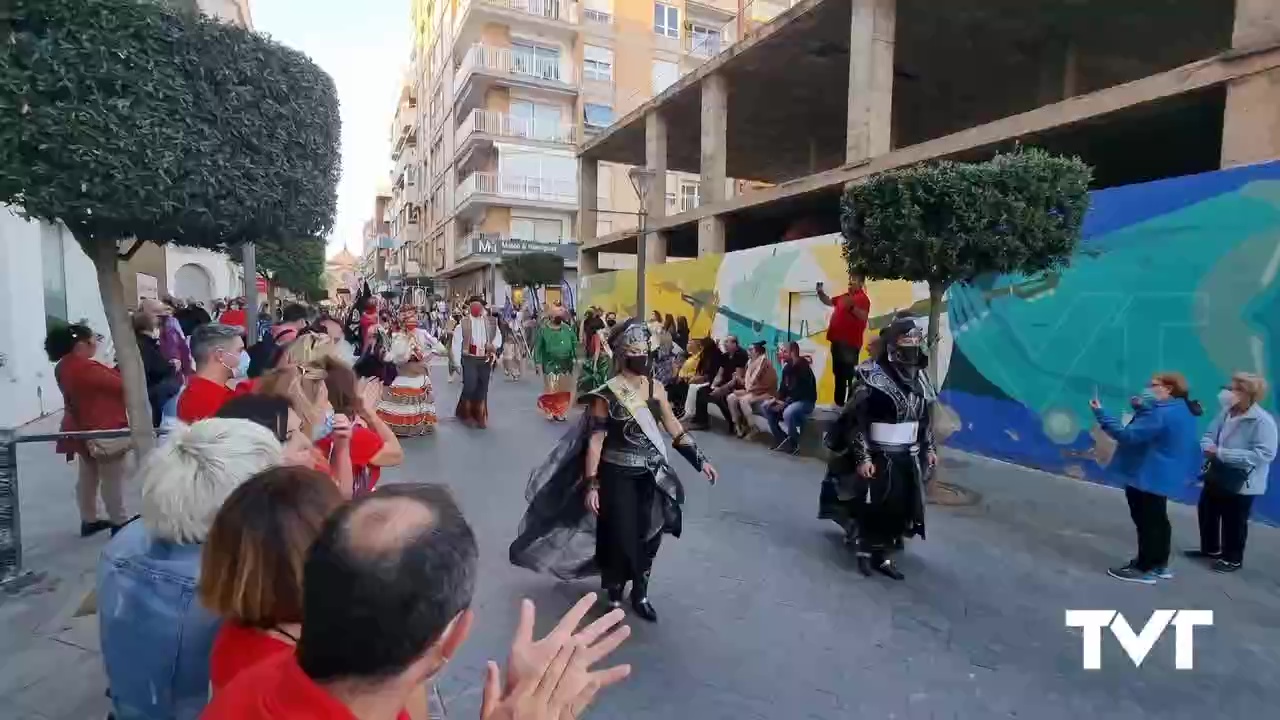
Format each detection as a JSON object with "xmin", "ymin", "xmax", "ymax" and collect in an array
[
  {"xmin": 502, "ymin": 251, "xmax": 566, "ymax": 307},
  {"xmin": 840, "ymin": 147, "xmax": 1092, "ymax": 384},
  {"xmin": 255, "ymin": 236, "xmax": 328, "ymax": 310},
  {"xmin": 1, "ymin": 0, "xmax": 340, "ymax": 451}
]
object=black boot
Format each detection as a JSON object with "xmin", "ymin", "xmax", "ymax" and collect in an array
[
  {"xmin": 875, "ymin": 557, "xmax": 905, "ymax": 580},
  {"xmin": 80, "ymin": 519, "xmax": 111, "ymax": 538},
  {"xmin": 855, "ymin": 552, "xmax": 873, "ymax": 577},
  {"xmin": 629, "ymin": 576, "xmax": 658, "ymax": 623},
  {"xmin": 603, "ymin": 584, "xmax": 625, "ymax": 609}
]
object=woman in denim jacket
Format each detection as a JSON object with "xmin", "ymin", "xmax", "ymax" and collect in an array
[
  {"xmin": 1091, "ymin": 372, "xmax": 1202, "ymax": 584},
  {"xmin": 1187, "ymin": 372, "xmax": 1277, "ymax": 573}
]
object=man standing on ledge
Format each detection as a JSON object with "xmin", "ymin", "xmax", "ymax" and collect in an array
[
  {"xmin": 451, "ymin": 295, "xmax": 501, "ymax": 428},
  {"xmin": 817, "ymin": 274, "xmax": 871, "ymax": 407}
]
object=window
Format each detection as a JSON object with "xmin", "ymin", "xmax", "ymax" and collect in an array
[
  {"xmin": 511, "ymin": 100, "xmax": 564, "ymax": 141},
  {"xmin": 41, "ymin": 224, "xmax": 67, "ymax": 332},
  {"xmin": 652, "ymin": 60, "xmax": 678, "ymax": 94},
  {"xmin": 597, "ymin": 219, "xmax": 613, "ymax": 236},
  {"xmin": 583, "ymin": 45, "xmax": 613, "ymax": 82},
  {"xmin": 583, "ymin": 103, "xmax": 614, "ymax": 128},
  {"xmin": 680, "ymin": 181, "xmax": 700, "ymax": 212},
  {"xmin": 511, "ymin": 217, "xmax": 564, "ymax": 243},
  {"xmin": 687, "ymin": 23, "xmax": 722, "ymax": 56},
  {"xmin": 653, "ymin": 3, "xmax": 679, "ymax": 38},
  {"xmin": 511, "ymin": 41, "xmax": 561, "ymax": 81}
]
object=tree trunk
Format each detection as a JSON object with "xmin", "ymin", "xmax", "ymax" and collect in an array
[
  {"xmin": 83, "ymin": 236, "xmax": 155, "ymax": 455},
  {"xmin": 926, "ymin": 281, "xmax": 944, "ymax": 387}
]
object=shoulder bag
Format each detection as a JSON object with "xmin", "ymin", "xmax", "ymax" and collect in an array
[{"xmin": 1200, "ymin": 417, "xmax": 1248, "ymax": 493}]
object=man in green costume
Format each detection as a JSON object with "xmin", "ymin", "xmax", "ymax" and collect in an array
[{"xmin": 533, "ymin": 305, "xmax": 579, "ymax": 421}]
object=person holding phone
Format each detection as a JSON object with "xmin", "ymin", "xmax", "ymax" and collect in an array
[{"xmin": 817, "ymin": 275, "xmax": 871, "ymax": 407}]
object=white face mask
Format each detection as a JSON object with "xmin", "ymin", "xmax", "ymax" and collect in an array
[{"xmin": 1218, "ymin": 388, "xmax": 1239, "ymax": 410}]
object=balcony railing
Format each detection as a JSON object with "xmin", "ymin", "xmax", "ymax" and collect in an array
[
  {"xmin": 456, "ymin": 109, "xmax": 577, "ymax": 149},
  {"xmin": 456, "ymin": 231, "xmax": 578, "ymax": 262},
  {"xmin": 456, "ymin": 172, "xmax": 577, "ymax": 207},
  {"xmin": 455, "ymin": 44, "xmax": 575, "ymax": 93},
  {"xmin": 456, "ymin": 0, "xmax": 575, "ymax": 29},
  {"xmin": 685, "ymin": 33, "xmax": 729, "ymax": 59},
  {"xmin": 582, "ymin": 8, "xmax": 612, "ymax": 25}
]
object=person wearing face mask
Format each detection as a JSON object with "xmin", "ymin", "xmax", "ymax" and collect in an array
[
  {"xmin": 819, "ymin": 317, "xmax": 934, "ymax": 580},
  {"xmin": 512, "ymin": 320, "xmax": 720, "ymax": 622},
  {"xmin": 533, "ymin": 306, "xmax": 579, "ymax": 421},
  {"xmin": 1186, "ymin": 372, "xmax": 1276, "ymax": 573},
  {"xmin": 1091, "ymin": 372, "xmax": 1202, "ymax": 584},
  {"xmin": 450, "ymin": 295, "xmax": 502, "ymax": 429},
  {"xmin": 178, "ymin": 324, "xmax": 249, "ymax": 424}
]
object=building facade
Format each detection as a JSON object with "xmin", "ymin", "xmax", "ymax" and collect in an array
[{"xmin": 381, "ymin": 0, "xmax": 784, "ymax": 305}]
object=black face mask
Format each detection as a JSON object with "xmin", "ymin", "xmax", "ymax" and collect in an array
[
  {"xmin": 890, "ymin": 345, "xmax": 922, "ymax": 367},
  {"xmin": 623, "ymin": 355, "xmax": 649, "ymax": 375}
]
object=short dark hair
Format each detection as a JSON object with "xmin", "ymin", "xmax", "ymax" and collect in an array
[
  {"xmin": 44, "ymin": 323, "xmax": 95, "ymax": 362},
  {"xmin": 216, "ymin": 394, "xmax": 292, "ymax": 443},
  {"xmin": 297, "ymin": 484, "xmax": 478, "ymax": 684},
  {"xmin": 281, "ymin": 304, "xmax": 309, "ymax": 324}
]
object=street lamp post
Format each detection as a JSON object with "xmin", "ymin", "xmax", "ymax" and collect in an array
[{"xmin": 627, "ymin": 167, "xmax": 656, "ymax": 324}]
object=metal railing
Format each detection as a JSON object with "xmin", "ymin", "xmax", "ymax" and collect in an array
[
  {"xmin": 685, "ymin": 32, "xmax": 729, "ymax": 59},
  {"xmin": 455, "ymin": 108, "xmax": 576, "ymax": 150},
  {"xmin": 582, "ymin": 8, "xmax": 612, "ymax": 25},
  {"xmin": 0, "ymin": 427, "xmax": 159, "ymax": 589},
  {"xmin": 455, "ymin": 44, "xmax": 575, "ymax": 95},
  {"xmin": 456, "ymin": 0, "xmax": 574, "ymax": 30},
  {"xmin": 456, "ymin": 171, "xmax": 577, "ymax": 206}
]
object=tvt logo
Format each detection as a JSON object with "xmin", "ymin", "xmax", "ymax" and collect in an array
[{"xmin": 1065, "ymin": 610, "xmax": 1213, "ymax": 669}]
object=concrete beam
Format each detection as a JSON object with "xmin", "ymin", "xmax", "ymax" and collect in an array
[
  {"xmin": 1222, "ymin": 0, "xmax": 1280, "ymax": 168},
  {"xmin": 644, "ymin": 112, "xmax": 668, "ymax": 265},
  {"xmin": 582, "ymin": 43, "xmax": 1280, "ymax": 254},
  {"xmin": 699, "ymin": 73, "xmax": 728, "ymax": 256},
  {"xmin": 846, "ymin": 0, "xmax": 896, "ymax": 163}
]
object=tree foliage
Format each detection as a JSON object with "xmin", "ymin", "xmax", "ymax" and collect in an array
[
  {"xmin": 502, "ymin": 251, "xmax": 565, "ymax": 289},
  {"xmin": 256, "ymin": 236, "xmax": 326, "ymax": 298},
  {"xmin": 0, "ymin": 0, "xmax": 341, "ymax": 249},
  {"xmin": 840, "ymin": 148, "xmax": 1092, "ymax": 288}
]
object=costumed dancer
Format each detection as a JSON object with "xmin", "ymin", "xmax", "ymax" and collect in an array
[
  {"xmin": 819, "ymin": 316, "xmax": 935, "ymax": 580},
  {"xmin": 510, "ymin": 319, "xmax": 719, "ymax": 622},
  {"xmin": 376, "ymin": 318, "xmax": 445, "ymax": 436},
  {"xmin": 577, "ymin": 313, "xmax": 612, "ymax": 400},
  {"xmin": 499, "ymin": 314, "xmax": 524, "ymax": 381},
  {"xmin": 450, "ymin": 296, "xmax": 501, "ymax": 428},
  {"xmin": 533, "ymin": 306, "xmax": 578, "ymax": 421}
]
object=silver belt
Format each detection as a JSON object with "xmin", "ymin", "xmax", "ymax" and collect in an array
[{"xmin": 602, "ymin": 447, "xmax": 656, "ymax": 468}]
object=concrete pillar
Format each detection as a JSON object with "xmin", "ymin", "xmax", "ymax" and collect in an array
[
  {"xmin": 578, "ymin": 248, "xmax": 599, "ymax": 276},
  {"xmin": 1221, "ymin": 0, "xmax": 1280, "ymax": 168},
  {"xmin": 644, "ymin": 111, "xmax": 668, "ymax": 265},
  {"xmin": 846, "ymin": 0, "xmax": 896, "ymax": 164},
  {"xmin": 577, "ymin": 155, "xmax": 598, "ymax": 245},
  {"xmin": 698, "ymin": 73, "xmax": 728, "ymax": 256}
]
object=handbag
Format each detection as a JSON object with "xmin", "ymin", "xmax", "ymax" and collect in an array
[
  {"xmin": 86, "ymin": 435, "xmax": 132, "ymax": 460},
  {"xmin": 1200, "ymin": 419, "xmax": 1248, "ymax": 493}
]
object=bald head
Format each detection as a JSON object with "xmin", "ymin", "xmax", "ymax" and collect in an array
[{"xmin": 298, "ymin": 485, "xmax": 477, "ymax": 684}]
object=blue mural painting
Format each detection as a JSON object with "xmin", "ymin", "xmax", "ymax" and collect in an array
[{"xmin": 942, "ymin": 161, "xmax": 1280, "ymax": 525}]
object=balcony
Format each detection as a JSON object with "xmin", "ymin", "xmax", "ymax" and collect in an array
[
  {"xmin": 454, "ymin": 0, "xmax": 578, "ymax": 46},
  {"xmin": 454, "ymin": 45, "xmax": 577, "ymax": 108},
  {"xmin": 454, "ymin": 231, "xmax": 578, "ymax": 263},
  {"xmin": 455, "ymin": 171, "xmax": 577, "ymax": 215},
  {"xmin": 684, "ymin": 32, "xmax": 729, "ymax": 59},
  {"xmin": 391, "ymin": 101, "xmax": 418, "ymax": 160},
  {"xmin": 455, "ymin": 109, "xmax": 577, "ymax": 153},
  {"xmin": 582, "ymin": 8, "xmax": 612, "ymax": 26}
]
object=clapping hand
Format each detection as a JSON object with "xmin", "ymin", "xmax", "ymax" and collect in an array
[
  {"xmin": 331, "ymin": 414, "xmax": 352, "ymax": 446},
  {"xmin": 357, "ymin": 377, "xmax": 382, "ymax": 416}
]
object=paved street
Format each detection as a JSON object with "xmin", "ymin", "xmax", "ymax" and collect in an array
[{"xmin": 3, "ymin": 375, "xmax": 1280, "ymax": 719}]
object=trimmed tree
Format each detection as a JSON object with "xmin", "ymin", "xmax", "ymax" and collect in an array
[
  {"xmin": 1, "ymin": 0, "xmax": 339, "ymax": 451},
  {"xmin": 256, "ymin": 236, "xmax": 328, "ymax": 312},
  {"xmin": 501, "ymin": 251, "xmax": 566, "ymax": 308},
  {"xmin": 840, "ymin": 148, "xmax": 1092, "ymax": 384}
]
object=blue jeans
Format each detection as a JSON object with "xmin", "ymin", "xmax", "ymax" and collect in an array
[{"xmin": 765, "ymin": 401, "xmax": 814, "ymax": 446}]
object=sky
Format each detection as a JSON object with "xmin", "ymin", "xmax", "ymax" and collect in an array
[{"xmin": 250, "ymin": 0, "xmax": 411, "ymax": 259}]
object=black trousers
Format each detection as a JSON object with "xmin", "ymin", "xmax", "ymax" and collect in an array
[
  {"xmin": 596, "ymin": 464, "xmax": 662, "ymax": 590},
  {"xmin": 665, "ymin": 380, "xmax": 689, "ymax": 414},
  {"xmin": 1125, "ymin": 486, "xmax": 1171, "ymax": 571},
  {"xmin": 1197, "ymin": 483, "xmax": 1255, "ymax": 564},
  {"xmin": 831, "ymin": 341, "xmax": 861, "ymax": 407},
  {"xmin": 694, "ymin": 383, "xmax": 735, "ymax": 424}
]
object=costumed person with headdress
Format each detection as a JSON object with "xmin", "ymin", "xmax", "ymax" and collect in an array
[
  {"xmin": 376, "ymin": 312, "xmax": 445, "ymax": 436},
  {"xmin": 819, "ymin": 316, "xmax": 935, "ymax": 580},
  {"xmin": 498, "ymin": 313, "xmax": 524, "ymax": 381},
  {"xmin": 577, "ymin": 312, "xmax": 611, "ymax": 399},
  {"xmin": 450, "ymin": 295, "xmax": 501, "ymax": 428},
  {"xmin": 533, "ymin": 305, "xmax": 578, "ymax": 421},
  {"xmin": 509, "ymin": 319, "xmax": 719, "ymax": 622}
]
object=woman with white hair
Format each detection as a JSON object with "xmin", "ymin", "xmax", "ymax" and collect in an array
[
  {"xmin": 1188, "ymin": 371, "xmax": 1277, "ymax": 573},
  {"xmin": 96, "ymin": 418, "xmax": 285, "ymax": 720}
]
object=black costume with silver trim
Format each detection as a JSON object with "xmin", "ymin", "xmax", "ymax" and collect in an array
[{"xmin": 819, "ymin": 317, "xmax": 934, "ymax": 578}]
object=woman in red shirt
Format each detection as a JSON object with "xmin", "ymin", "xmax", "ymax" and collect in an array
[
  {"xmin": 198, "ymin": 466, "xmax": 423, "ymax": 720},
  {"xmin": 45, "ymin": 324, "xmax": 131, "ymax": 536},
  {"xmin": 315, "ymin": 362, "xmax": 404, "ymax": 493}
]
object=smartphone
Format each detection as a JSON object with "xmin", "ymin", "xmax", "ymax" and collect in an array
[{"xmin": 816, "ymin": 281, "xmax": 825, "ymax": 291}]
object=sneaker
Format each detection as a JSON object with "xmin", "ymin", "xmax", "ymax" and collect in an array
[
  {"xmin": 1107, "ymin": 565, "xmax": 1158, "ymax": 584},
  {"xmin": 1183, "ymin": 549, "xmax": 1221, "ymax": 560},
  {"xmin": 1212, "ymin": 559, "xmax": 1242, "ymax": 573},
  {"xmin": 1153, "ymin": 566, "xmax": 1174, "ymax": 580},
  {"xmin": 772, "ymin": 439, "xmax": 795, "ymax": 453}
]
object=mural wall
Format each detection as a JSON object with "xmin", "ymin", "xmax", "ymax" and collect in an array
[{"xmin": 581, "ymin": 161, "xmax": 1280, "ymax": 524}]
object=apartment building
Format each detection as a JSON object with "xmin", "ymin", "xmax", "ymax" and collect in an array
[{"xmin": 388, "ymin": 0, "xmax": 787, "ymax": 303}]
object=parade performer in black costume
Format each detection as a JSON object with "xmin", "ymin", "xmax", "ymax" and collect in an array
[
  {"xmin": 819, "ymin": 316, "xmax": 935, "ymax": 580},
  {"xmin": 510, "ymin": 319, "xmax": 719, "ymax": 622}
]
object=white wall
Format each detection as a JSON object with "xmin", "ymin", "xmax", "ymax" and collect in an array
[
  {"xmin": 166, "ymin": 246, "xmax": 243, "ymax": 302},
  {"xmin": 0, "ymin": 209, "xmax": 109, "ymax": 428}
]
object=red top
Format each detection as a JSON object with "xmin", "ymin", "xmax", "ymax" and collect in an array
[
  {"xmin": 219, "ymin": 309, "xmax": 249, "ymax": 334},
  {"xmin": 209, "ymin": 623, "xmax": 292, "ymax": 692},
  {"xmin": 826, "ymin": 288, "xmax": 871, "ymax": 347},
  {"xmin": 177, "ymin": 376, "xmax": 234, "ymax": 424},
  {"xmin": 314, "ymin": 426, "xmax": 384, "ymax": 489},
  {"xmin": 55, "ymin": 355, "xmax": 128, "ymax": 458},
  {"xmin": 202, "ymin": 649, "xmax": 411, "ymax": 720}
]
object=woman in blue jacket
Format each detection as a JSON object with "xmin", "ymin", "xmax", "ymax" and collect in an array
[{"xmin": 1091, "ymin": 372, "xmax": 1203, "ymax": 584}]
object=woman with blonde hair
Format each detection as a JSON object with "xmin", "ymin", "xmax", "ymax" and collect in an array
[{"xmin": 1188, "ymin": 371, "xmax": 1277, "ymax": 572}]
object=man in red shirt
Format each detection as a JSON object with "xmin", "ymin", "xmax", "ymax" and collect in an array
[
  {"xmin": 202, "ymin": 485, "xmax": 632, "ymax": 720},
  {"xmin": 177, "ymin": 323, "xmax": 246, "ymax": 424},
  {"xmin": 817, "ymin": 274, "xmax": 871, "ymax": 407}
]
